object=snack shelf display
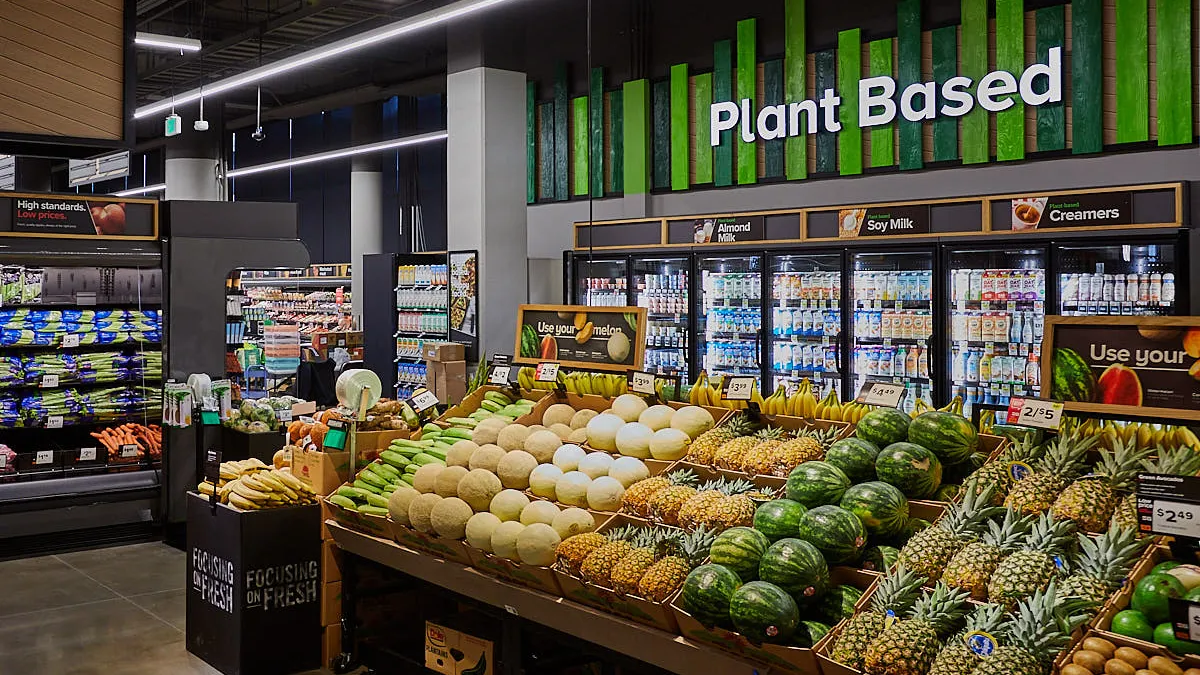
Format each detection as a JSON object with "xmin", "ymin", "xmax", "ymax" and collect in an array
[{"xmin": 238, "ymin": 272, "xmax": 353, "ymax": 336}]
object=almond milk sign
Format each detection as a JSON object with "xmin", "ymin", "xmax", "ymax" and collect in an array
[{"xmin": 711, "ymin": 47, "xmax": 1062, "ymax": 145}]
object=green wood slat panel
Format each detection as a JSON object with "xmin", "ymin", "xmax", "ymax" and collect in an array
[
  {"xmin": 897, "ymin": 0, "xmax": 922, "ymax": 170},
  {"xmin": 784, "ymin": 0, "xmax": 807, "ymax": 179},
  {"xmin": 652, "ymin": 80, "xmax": 671, "ymax": 190},
  {"xmin": 610, "ymin": 91, "xmax": 624, "ymax": 192},
  {"xmin": 1072, "ymin": 0, "xmax": 1103, "ymax": 153},
  {"xmin": 1035, "ymin": 6, "xmax": 1066, "ymax": 151},
  {"xmin": 763, "ymin": 59, "xmax": 784, "ymax": 179},
  {"xmin": 736, "ymin": 18, "xmax": 757, "ymax": 185},
  {"xmin": 960, "ymin": 0, "xmax": 988, "ymax": 164},
  {"xmin": 1156, "ymin": 0, "xmax": 1193, "ymax": 145},
  {"xmin": 931, "ymin": 26, "xmax": 958, "ymax": 162},
  {"xmin": 538, "ymin": 101, "xmax": 554, "ymax": 200},
  {"xmin": 623, "ymin": 79, "xmax": 651, "ymax": 195},
  {"xmin": 868, "ymin": 39, "xmax": 894, "ymax": 168},
  {"xmin": 526, "ymin": 81, "xmax": 536, "ymax": 204},
  {"xmin": 553, "ymin": 64, "xmax": 569, "ymax": 201},
  {"xmin": 670, "ymin": 64, "xmax": 689, "ymax": 190},
  {"xmin": 572, "ymin": 96, "xmax": 588, "ymax": 196},
  {"xmin": 713, "ymin": 39, "xmax": 733, "ymax": 187},
  {"xmin": 837, "ymin": 29, "xmax": 862, "ymax": 175},
  {"xmin": 814, "ymin": 49, "xmax": 837, "ymax": 173},
  {"xmin": 693, "ymin": 73, "xmax": 714, "ymax": 184},
  {"xmin": 1115, "ymin": 0, "xmax": 1149, "ymax": 143},
  {"xmin": 589, "ymin": 68, "xmax": 605, "ymax": 197},
  {"xmin": 995, "ymin": 0, "xmax": 1025, "ymax": 161}
]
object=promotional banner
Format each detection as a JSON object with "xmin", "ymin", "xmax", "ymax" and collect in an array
[
  {"xmin": 0, "ymin": 194, "xmax": 156, "ymax": 238},
  {"xmin": 837, "ymin": 205, "xmax": 931, "ymax": 238},
  {"xmin": 1008, "ymin": 191, "xmax": 1132, "ymax": 231},
  {"xmin": 514, "ymin": 304, "xmax": 646, "ymax": 372},
  {"xmin": 449, "ymin": 251, "xmax": 478, "ymax": 360},
  {"xmin": 1044, "ymin": 316, "xmax": 1200, "ymax": 419},
  {"xmin": 692, "ymin": 216, "xmax": 765, "ymax": 244}
]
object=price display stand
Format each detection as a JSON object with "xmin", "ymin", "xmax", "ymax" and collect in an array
[
  {"xmin": 627, "ymin": 371, "xmax": 683, "ymax": 405},
  {"xmin": 855, "ymin": 381, "xmax": 906, "ymax": 408},
  {"xmin": 1137, "ymin": 474, "xmax": 1200, "ymax": 645}
]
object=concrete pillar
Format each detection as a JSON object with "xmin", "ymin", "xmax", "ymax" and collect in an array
[
  {"xmin": 447, "ymin": 66, "xmax": 528, "ymax": 359},
  {"xmin": 13, "ymin": 157, "xmax": 52, "ymax": 192},
  {"xmin": 350, "ymin": 103, "xmax": 384, "ymax": 322},
  {"xmin": 164, "ymin": 110, "xmax": 223, "ymax": 201}
]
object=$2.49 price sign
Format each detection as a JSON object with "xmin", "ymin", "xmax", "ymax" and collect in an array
[{"xmin": 1006, "ymin": 397, "xmax": 1064, "ymax": 430}]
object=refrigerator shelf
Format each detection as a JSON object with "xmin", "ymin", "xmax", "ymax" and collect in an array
[
  {"xmin": 856, "ymin": 299, "xmax": 931, "ymax": 308},
  {"xmin": 774, "ymin": 299, "xmax": 839, "ymax": 308},
  {"xmin": 706, "ymin": 366, "xmax": 762, "ymax": 376},
  {"xmin": 953, "ymin": 379, "xmax": 1039, "ymax": 388},
  {"xmin": 774, "ymin": 369, "xmax": 841, "ymax": 377},
  {"xmin": 705, "ymin": 332, "xmax": 759, "ymax": 340},
  {"xmin": 954, "ymin": 299, "xmax": 1042, "ymax": 308},
  {"xmin": 953, "ymin": 340, "xmax": 1037, "ymax": 350},
  {"xmin": 645, "ymin": 312, "xmax": 687, "ymax": 320},
  {"xmin": 707, "ymin": 298, "xmax": 759, "ymax": 308},
  {"xmin": 856, "ymin": 337, "xmax": 929, "ymax": 345},
  {"xmin": 772, "ymin": 335, "xmax": 837, "ymax": 343}
]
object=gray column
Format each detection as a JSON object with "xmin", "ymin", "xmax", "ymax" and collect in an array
[
  {"xmin": 447, "ymin": 67, "xmax": 529, "ymax": 359},
  {"xmin": 13, "ymin": 157, "xmax": 52, "ymax": 192},
  {"xmin": 350, "ymin": 102, "xmax": 384, "ymax": 323},
  {"xmin": 164, "ymin": 109, "xmax": 223, "ymax": 201}
]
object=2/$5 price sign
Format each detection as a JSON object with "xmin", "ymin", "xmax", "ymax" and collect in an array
[{"xmin": 1138, "ymin": 474, "xmax": 1200, "ymax": 643}]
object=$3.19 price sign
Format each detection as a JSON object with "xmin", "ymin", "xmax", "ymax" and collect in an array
[
  {"xmin": 628, "ymin": 371, "xmax": 657, "ymax": 396},
  {"xmin": 721, "ymin": 376, "xmax": 756, "ymax": 401},
  {"xmin": 408, "ymin": 388, "xmax": 440, "ymax": 413},
  {"xmin": 488, "ymin": 365, "xmax": 512, "ymax": 386},
  {"xmin": 856, "ymin": 381, "xmax": 905, "ymax": 407},
  {"xmin": 535, "ymin": 362, "xmax": 560, "ymax": 383},
  {"xmin": 1006, "ymin": 397, "xmax": 1064, "ymax": 430}
]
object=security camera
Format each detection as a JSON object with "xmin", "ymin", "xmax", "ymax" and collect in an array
[
  {"xmin": 194, "ymin": 119, "xmax": 209, "ymax": 132},
  {"xmin": 251, "ymin": 127, "xmax": 266, "ymax": 142}
]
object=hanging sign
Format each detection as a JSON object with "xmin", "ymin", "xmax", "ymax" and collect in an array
[
  {"xmin": 0, "ymin": 193, "xmax": 157, "ymax": 239},
  {"xmin": 691, "ymin": 216, "xmax": 765, "ymax": 244},
  {"xmin": 1008, "ymin": 191, "xmax": 1132, "ymax": 231},
  {"xmin": 514, "ymin": 304, "xmax": 647, "ymax": 373},
  {"xmin": 838, "ymin": 205, "xmax": 931, "ymax": 238}
]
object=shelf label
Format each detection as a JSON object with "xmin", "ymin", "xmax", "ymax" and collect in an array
[
  {"xmin": 721, "ymin": 376, "xmax": 756, "ymax": 401},
  {"xmin": 534, "ymin": 362, "xmax": 560, "ymax": 383},
  {"xmin": 409, "ymin": 388, "xmax": 440, "ymax": 413},
  {"xmin": 46, "ymin": 415, "xmax": 63, "ymax": 429},
  {"xmin": 1006, "ymin": 397, "xmax": 1063, "ymax": 430},
  {"xmin": 1149, "ymin": 500, "xmax": 1200, "ymax": 539},
  {"xmin": 628, "ymin": 370, "xmax": 657, "ymax": 396},
  {"xmin": 62, "ymin": 334, "xmax": 81, "ymax": 348},
  {"xmin": 1137, "ymin": 474, "xmax": 1200, "ymax": 540},
  {"xmin": 856, "ymin": 381, "xmax": 905, "ymax": 407},
  {"xmin": 79, "ymin": 447, "xmax": 97, "ymax": 462},
  {"xmin": 488, "ymin": 365, "xmax": 512, "ymax": 386},
  {"xmin": 35, "ymin": 450, "xmax": 53, "ymax": 465},
  {"xmin": 40, "ymin": 374, "xmax": 59, "ymax": 388},
  {"xmin": 120, "ymin": 444, "xmax": 140, "ymax": 458}
]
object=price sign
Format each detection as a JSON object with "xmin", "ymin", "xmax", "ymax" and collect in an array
[
  {"xmin": 535, "ymin": 362, "xmax": 560, "ymax": 382},
  {"xmin": 1006, "ymin": 397, "xmax": 1064, "ymax": 430},
  {"xmin": 409, "ymin": 388, "xmax": 440, "ymax": 413},
  {"xmin": 40, "ymin": 374, "xmax": 59, "ymax": 388},
  {"xmin": 856, "ymin": 381, "xmax": 905, "ymax": 407},
  {"xmin": 1150, "ymin": 500, "xmax": 1200, "ymax": 538},
  {"xmin": 79, "ymin": 447, "xmax": 97, "ymax": 462},
  {"xmin": 721, "ymin": 376, "xmax": 756, "ymax": 401},
  {"xmin": 0, "ymin": 454, "xmax": 5, "ymax": 468},
  {"xmin": 120, "ymin": 444, "xmax": 140, "ymax": 458},
  {"xmin": 1137, "ymin": 474, "xmax": 1200, "ymax": 539},
  {"xmin": 35, "ymin": 450, "xmax": 53, "ymax": 465},
  {"xmin": 489, "ymin": 365, "xmax": 512, "ymax": 385},
  {"xmin": 61, "ymin": 334, "xmax": 80, "ymax": 348},
  {"xmin": 46, "ymin": 415, "xmax": 63, "ymax": 429},
  {"xmin": 492, "ymin": 354, "xmax": 512, "ymax": 366},
  {"xmin": 276, "ymin": 408, "xmax": 292, "ymax": 423},
  {"xmin": 628, "ymin": 370, "xmax": 657, "ymax": 396}
]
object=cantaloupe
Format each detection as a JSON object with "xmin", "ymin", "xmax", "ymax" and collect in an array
[
  {"xmin": 387, "ymin": 485, "xmax": 419, "ymax": 526},
  {"xmin": 472, "ymin": 418, "xmax": 508, "ymax": 445},
  {"xmin": 408, "ymin": 493, "xmax": 443, "ymax": 532},
  {"xmin": 465, "ymin": 512, "xmax": 502, "ymax": 551},
  {"xmin": 552, "ymin": 444, "xmax": 587, "ymax": 471},
  {"xmin": 430, "ymin": 497, "xmax": 473, "ymax": 539},
  {"xmin": 542, "ymin": 403, "xmax": 576, "ymax": 428},
  {"xmin": 516, "ymin": 523, "xmax": 561, "ymax": 566},
  {"xmin": 548, "ymin": 423, "xmax": 574, "ymax": 441},
  {"xmin": 468, "ymin": 444, "xmax": 506, "ymax": 473},
  {"xmin": 568, "ymin": 428, "xmax": 588, "ymax": 444},
  {"xmin": 489, "ymin": 489, "xmax": 531, "ymax": 521},
  {"xmin": 615, "ymin": 422, "xmax": 654, "ymax": 458},
  {"xmin": 497, "ymin": 424, "xmax": 532, "ymax": 451},
  {"xmin": 570, "ymin": 409, "xmax": 599, "ymax": 430},
  {"xmin": 519, "ymin": 500, "xmax": 560, "ymax": 526},
  {"xmin": 446, "ymin": 440, "xmax": 479, "ymax": 467},
  {"xmin": 586, "ymin": 476, "xmax": 625, "ymax": 511},
  {"xmin": 585, "ymin": 413, "xmax": 624, "ymax": 451},
  {"xmin": 528, "ymin": 464, "xmax": 563, "ymax": 498},
  {"xmin": 434, "ymin": 465, "xmax": 469, "ymax": 498},
  {"xmin": 551, "ymin": 507, "xmax": 596, "ymax": 539},
  {"xmin": 457, "ymin": 469, "xmax": 502, "ymax": 511},
  {"xmin": 669, "ymin": 406, "xmax": 716, "ymax": 440},
  {"xmin": 524, "ymin": 429, "xmax": 563, "ymax": 463},
  {"xmin": 491, "ymin": 521, "xmax": 525, "ymax": 561},
  {"xmin": 412, "ymin": 464, "xmax": 444, "ymax": 494},
  {"xmin": 611, "ymin": 394, "xmax": 650, "ymax": 422},
  {"xmin": 497, "ymin": 450, "xmax": 538, "ymax": 489}
]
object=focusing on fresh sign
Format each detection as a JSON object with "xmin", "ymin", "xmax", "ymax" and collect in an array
[{"xmin": 711, "ymin": 47, "xmax": 1062, "ymax": 146}]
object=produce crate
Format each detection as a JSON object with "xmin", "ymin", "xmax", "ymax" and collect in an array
[
  {"xmin": 681, "ymin": 414, "xmax": 854, "ymax": 483},
  {"xmin": 522, "ymin": 392, "xmax": 733, "ymax": 450},
  {"xmin": 463, "ymin": 545, "xmax": 563, "ymax": 596},
  {"xmin": 1056, "ymin": 627, "xmax": 1172, "ymax": 674},
  {"xmin": 674, "ymin": 565, "xmax": 878, "ymax": 674},
  {"xmin": 435, "ymin": 385, "xmax": 546, "ymax": 425},
  {"xmin": 388, "ymin": 519, "xmax": 474, "ymax": 566},
  {"xmin": 620, "ymin": 463, "xmax": 783, "ymax": 528},
  {"xmin": 523, "ymin": 458, "xmax": 675, "ymax": 521},
  {"xmin": 322, "ymin": 492, "xmax": 392, "ymax": 539}
]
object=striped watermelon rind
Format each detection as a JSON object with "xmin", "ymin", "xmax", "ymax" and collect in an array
[
  {"xmin": 753, "ymin": 499, "xmax": 808, "ymax": 542},
  {"xmin": 824, "ymin": 438, "xmax": 880, "ymax": 483},
  {"xmin": 876, "ymin": 442, "xmax": 943, "ymax": 499},
  {"xmin": 729, "ymin": 581, "xmax": 801, "ymax": 644},
  {"xmin": 785, "ymin": 461, "xmax": 851, "ymax": 507},
  {"xmin": 796, "ymin": 505, "xmax": 868, "ymax": 565},
  {"xmin": 838, "ymin": 481, "xmax": 910, "ymax": 537},
  {"xmin": 757, "ymin": 538, "xmax": 830, "ymax": 598},
  {"xmin": 855, "ymin": 407, "xmax": 911, "ymax": 447},
  {"xmin": 681, "ymin": 564, "xmax": 742, "ymax": 627},
  {"xmin": 710, "ymin": 527, "xmax": 771, "ymax": 582},
  {"xmin": 818, "ymin": 584, "xmax": 864, "ymax": 623},
  {"xmin": 907, "ymin": 411, "xmax": 979, "ymax": 465},
  {"xmin": 795, "ymin": 620, "xmax": 832, "ymax": 648}
]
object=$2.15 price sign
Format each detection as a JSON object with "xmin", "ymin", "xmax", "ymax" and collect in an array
[
  {"xmin": 721, "ymin": 376, "xmax": 756, "ymax": 401},
  {"xmin": 1006, "ymin": 397, "xmax": 1064, "ymax": 430},
  {"xmin": 627, "ymin": 371, "xmax": 657, "ymax": 396},
  {"xmin": 856, "ymin": 381, "xmax": 905, "ymax": 407},
  {"xmin": 535, "ymin": 362, "xmax": 560, "ymax": 383}
]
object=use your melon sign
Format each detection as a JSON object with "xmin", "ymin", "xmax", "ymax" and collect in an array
[{"xmin": 514, "ymin": 304, "xmax": 646, "ymax": 373}]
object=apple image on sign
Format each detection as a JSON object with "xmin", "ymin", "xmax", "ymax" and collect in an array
[{"xmin": 90, "ymin": 203, "xmax": 126, "ymax": 235}]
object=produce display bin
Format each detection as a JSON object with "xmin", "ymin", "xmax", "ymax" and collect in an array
[
  {"xmin": 463, "ymin": 546, "xmax": 563, "ymax": 596},
  {"xmin": 388, "ymin": 519, "xmax": 474, "ymax": 566},
  {"xmin": 436, "ymin": 385, "xmax": 547, "ymax": 425},
  {"xmin": 219, "ymin": 426, "xmax": 285, "ymax": 464},
  {"xmin": 323, "ymin": 492, "xmax": 392, "ymax": 539}
]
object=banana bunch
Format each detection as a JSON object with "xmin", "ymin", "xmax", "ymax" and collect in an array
[
  {"xmin": 978, "ymin": 409, "xmax": 997, "ymax": 434},
  {"xmin": 196, "ymin": 458, "xmax": 317, "ymax": 510},
  {"xmin": 558, "ymin": 370, "xmax": 629, "ymax": 397},
  {"xmin": 1062, "ymin": 417, "xmax": 1200, "ymax": 452},
  {"xmin": 912, "ymin": 395, "xmax": 964, "ymax": 418},
  {"xmin": 684, "ymin": 371, "xmax": 762, "ymax": 410}
]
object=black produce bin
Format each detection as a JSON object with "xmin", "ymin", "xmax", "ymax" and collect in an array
[
  {"xmin": 219, "ymin": 427, "xmax": 285, "ymax": 464},
  {"xmin": 186, "ymin": 493, "xmax": 321, "ymax": 675}
]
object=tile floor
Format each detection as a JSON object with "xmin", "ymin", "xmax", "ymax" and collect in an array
[{"xmin": 0, "ymin": 542, "xmax": 332, "ymax": 675}]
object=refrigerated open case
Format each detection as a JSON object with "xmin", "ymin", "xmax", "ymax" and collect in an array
[
  {"xmin": 1054, "ymin": 240, "xmax": 1181, "ymax": 317},
  {"xmin": 632, "ymin": 257, "xmax": 689, "ymax": 382},
  {"xmin": 574, "ymin": 256, "xmax": 629, "ymax": 307},
  {"xmin": 696, "ymin": 254, "xmax": 763, "ymax": 387},
  {"xmin": 768, "ymin": 252, "xmax": 842, "ymax": 399}
]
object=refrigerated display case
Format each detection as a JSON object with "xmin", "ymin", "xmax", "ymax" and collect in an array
[
  {"xmin": 1055, "ymin": 241, "xmax": 1180, "ymax": 317},
  {"xmin": 768, "ymin": 253, "xmax": 842, "ymax": 399},
  {"xmin": 946, "ymin": 246, "xmax": 1047, "ymax": 420},
  {"xmin": 697, "ymin": 255, "xmax": 763, "ymax": 385},
  {"xmin": 850, "ymin": 250, "xmax": 935, "ymax": 413},
  {"xmin": 575, "ymin": 257, "xmax": 629, "ymax": 307},
  {"xmin": 395, "ymin": 256, "xmax": 449, "ymax": 400},
  {"xmin": 633, "ymin": 257, "xmax": 689, "ymax": 382}
]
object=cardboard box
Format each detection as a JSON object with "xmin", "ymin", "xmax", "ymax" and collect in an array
[
  {"xmin": 390, "ymin": 521, "xmax": 474, "ymax": 566},
  {"xmin": 427, "ymin": 360, "xmax": 467, "ymax": 404},
  {"xmin": 464, "ymin": 546, "xmax": 563, "ymax": 596},
  {"xmin": 322, "ymin": 581, "xmax": 342, "ymax": 627},
  {"xmin": 425, "ymin": 622, "xmax": 494, "ymax": 675},
  {"xmin": 423, "ymin": 342, "xmax": 466, "ymax": 363},
  {"xmin": 322, "ymin": 540, "xmax": 343, "ymax": 583},
  {"xmin": 322, "ymin": 494, "xmax": 393, "ymax": 539},
  {"xmin": 352, "ymin": 429, "xmax": 410, "ymax": 458},
  {"xmin": 294, "ymin": 450, "xmax": 352, "ymax": 496}
]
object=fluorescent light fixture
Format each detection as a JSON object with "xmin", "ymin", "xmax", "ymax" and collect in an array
[
  {"xmin": 227, "ymin": 130, "xmax": 447, "ymax": 179},
  {"xmin": 135, "ymin": 32, "xmax": 202, "ymax": 52},
  {"xmin": 135, "ymin": 0, "xmax": 527, "ymax": 119},
  {"xmin": 113, "ymin": 183, "xmax": 166, "ymax": 197}
]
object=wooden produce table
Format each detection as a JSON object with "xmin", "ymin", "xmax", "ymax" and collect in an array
[{"xmin": 327, "ymin": 521, "xmax": 770, "ymax": 675}]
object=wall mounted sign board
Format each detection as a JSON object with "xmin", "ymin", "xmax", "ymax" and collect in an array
[
  {"xmin": 0, "ymin": 192, "xmax": 158, "ymax": 240},
  {"xmin": 514, "ymin": 304, "xmax": 647, "ymax": 373}
]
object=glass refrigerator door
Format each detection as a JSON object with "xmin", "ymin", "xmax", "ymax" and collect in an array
[
  {"xmin": 946, "ymin": 247, "xmax": 1047, "ymax": 421},
  {"xmin": 850, "ymin": 251, "xmax": 935, "ymax": 413},
  {"xmin": 1056, "ymin": 242, "xmax": 1179, "ymax": 317},
  {"xmin": 769, "ymin": 254, "xmax": 843, "ymax": 399},
  {"xmin": 574, "ymin": 257, "xmax": 629, "ymax": 306},
  {"xmin": 633, "ymin": 257, "xmax": 690, "ymax": 382},
  {"xmin": 697, "ymin": 255, "xmax": 763, "ymax": 386}
]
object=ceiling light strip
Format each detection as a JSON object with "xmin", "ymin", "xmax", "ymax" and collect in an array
[
  {"xmin": 113, "ymin": 183, "xmax": 167, "ymax": 197},
  {"xmin": 134, "ymin": 0, "xmax": 526, "ymax": 119},
  {"xmin": 135, "ymin": 32, "xmax": 202, "ymax": 52},
  {"xmin": 226, "ymin": 130, "xmax": 447, "ymax": 179}
]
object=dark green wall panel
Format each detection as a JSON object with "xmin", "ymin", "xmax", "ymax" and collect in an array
[
  {"xmin": 1035, "ymin": 6, "xmax": 1066, "ymax": 152},
  {"xmin": 670, "ymin": 64, "xmax": 689, "ymax": 189},
  {"xmin": 960, "ymin": 0, "xmax": 988, "ymax": 164},
  {"xmin": 589, "ymin": 68, "xmax": 605, "ymax": 197},
  {"xmin": 572, "ymin": 96, "xmax": 588, "ymax": 196},
  {"xmin": 713, "ymin": 39, "xmax": 733, "ymax": 187},
  {"xmin": 526, "ymin": 81, "xmax": 536, "ymax": 204},
  {"xmin": 693, "ymin": 73, "xmax": 713, "ymax": 184},
  {"xmin": 652, "ymin": 79, "xmax": 671, "ymax": 190},
  {"xmin": 896, "ymin": 0, "xmax": 922, "ymax": 170},
  {"xmin": 931, "ymin": 27, "xmax": 958, "ymax": 162},
  {"xmin": 763, "ymin": 59, "xmax": 784, "ymax": 179},
  {"xmin": 623, "ymin": 80, "xmax": 651, "ymax": 195},
  {"xmin": 868, "ymin": 39, "xmax": 894, "ymax": 168},
  {"xmin": 553, "ymin": 64, "xmax": 569, "ymax": 200},
  {"xmin": 1115, "ymin": 0, "xmax": 1149, "ymax": 143},
  {"xmin": 837, "ymin": 29, "xmax": 862, "ymax": 176},
  {"xmin": 814, "ymin": 49, "xmax": 836, "ymax": 173},
  {"xmin": 784, "ymin": 0, "xmax": 807, "ymax": 179},
  {"xmin": 736, "ymin": 19, "xmax": 757, "ymax": 185},
  {"xmin": 1156, "ymin": 0, "xmax": 1193, "ymax": 146},
  {"xmin": 1072, "ymin": 0, "xmax": 1103, "ymax": 153},
  {"xmin": 538, "ymin": 101, "xmax": 554, "ymax": 200},
  {"xmin": 995, "ymin": 0, "xmax": 1024, "ymax": 161},
  {"xmin": 610, "ymin": 91, "xmax": 624, "ymax": 193}
]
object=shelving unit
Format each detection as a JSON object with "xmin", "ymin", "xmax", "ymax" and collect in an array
[{"xmin": 394, "ymin": 261, "xmax": 448, "ymax": 399}]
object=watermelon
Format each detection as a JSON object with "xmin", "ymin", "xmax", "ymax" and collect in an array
[
  {"xmin": 785, "ymin": 461, "xmax": 850, "ymax": 507},
  {"xmin": 758, "ymin": 538, "xmax": 830, "ymax": 599},
  {"xmin": 753, "ymin": 499, "xmax": 807, "ymax": 542},
  {"xmin": 794, "ymin": 620, "xmax": 832, "ymax": 648},
  {"xmin": 796, "ymin": 505, "xmax": 867, "ymax": 565},
  {"xmin": 856, "ymin": 407, "xmax": 911, "ymax": 447},
  {"xmin": 681, "ymin": 564, "xmax": 742, "ymax": 627},
  {"xmin": 908, "ymin": 411, "xmax": 979, "ymax": 465},
  {"xmin": 730, "ymin": 581, "xmax": 800, "ymax": 643},
  {"xmin": 1051, "ymin": 347, "xmax": 1097, "ymax": 402},
  {"xmin": 710, "ymin": 527, "xmax": 771, "ymax": 582},
  {"xmin": 876, "ymin": 442, "xmax": 943, "ymax": 499},
  {"xmin": 839, "ymin": 481, "xmax": 909, "ymax": 537},
  {"xmin": 818, "ymin": 584, "xmax": 864, "ymax": 623},
  {"xmin": 825, "ymin": 438, "xmax": 880, "ymax": 482},
  {"xmin": 934, "ymin": 484, "xmax": 962, "ymax": 502},
  {"xmin": 858, "ymin": 545, "xmax": 900, "ymax": 573}
]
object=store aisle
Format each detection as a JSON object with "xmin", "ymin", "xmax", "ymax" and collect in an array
[{"xmin": 0, "ymin": 542, "xmax": 330, "ymax": 675}]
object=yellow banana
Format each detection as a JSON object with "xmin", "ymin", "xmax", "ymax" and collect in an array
[
  {"xmin": 230, "ymin": 479, "xmax": 271, "ymax": 502},
  {"xmin": 228, "ymin": 492, "xmax": 260, "ymax": 510}
]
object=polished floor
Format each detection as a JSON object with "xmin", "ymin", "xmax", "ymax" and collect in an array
[{"xmin": 0, "ymin": 542, "xmax": 332, "ymax": 675}]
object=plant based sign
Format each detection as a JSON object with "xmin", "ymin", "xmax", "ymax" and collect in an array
[
  {"xmin": 514, "ymin": 304, "xmax": 646, "ymax": 373},
  {"xmin": 1045, "ymin": 317, "xmax": 1200, "ymax": 417},
  {"xmin": 1009, "ymin": 192, "xmax": 1132, "ymax": 230},
  {"xmin": 712, "ymin": 48, "xmax": 1062, "ymax": 146},
  {"xmin": 838, "ymin": 205, "xmax": 930, "ymax": 238},
  {"xmin": 693, "ymin": 216, "xmax": 764, "ymax": 243}
]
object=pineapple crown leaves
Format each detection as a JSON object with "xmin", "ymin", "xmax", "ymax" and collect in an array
[
  {"xmin": 660, "ymin": 526, "xmax": 716, "ymax": 566},
  {"xmin": 1032, "ymin": 432, "xmax": 1097, "ymax": 478},
  {"xmin": 962, "ymin": 603, "xmax": 1010, "ymax": 638},
  {"xmin": 982, "ymin": 509, "xmax": 1036, "ymax": 553},
  {"xmin": 631, "ymin": 527, "xmax": 665, "ymax": 550},
  {"xmin": 907, "ymin": 582, "xmax": 974, "ymax": 639},
  {"xmin": 941, "ymin": 483, "xmax": 1004, "ymax": 539},
  {"xmin": 1000, "ymin": 434, "xmax": 1045, "ymax": 463},
  {"xmin": 1022, "ymin": 512, "xmax": 1077, "ymax": 558},
  {"xmin": 753, "ymin": 425, "xmax": 789, "ymax": 441},
  {"xmin": 664, "ymin": 468, "xmax": 700, "ymax": 487},
  {"xmin": 1091, "ymin": 438, "xmax": 1154, "ymax": 491},
  {"xmin": 1071, "ymin": 522, "xmax": 1149, "ymax": 585},
  {"xmin": 717, "ymin": 478, "xmax": 758, "ymax": 496},
  {"xmin": 868, "ymin": 565, "xmax": 927, "ymax": 616},
  {"xmin": 727, "ymin": 412, "xmax": 764, "ymax": 436},
  {"xmin": 1142, "ymin": 445, "xmax": 1200, "ymax": 478},
  {"xmin": 604, "ymin": 524, "xmax": 640, "ymax": 543},
  {"xmin": 1002, "ymin": 581, "xmax": 1096, "ymax": 666}
]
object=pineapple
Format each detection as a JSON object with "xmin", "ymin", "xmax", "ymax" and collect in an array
[
  {"xmin": 1109, "ymin": 493, "xmax": 1139, "ymax": 532},
  {"xmin": 897, "ymin": 484, "xmax": 1001, "ymax": 582},
  {"xmin": 964, "ymin": 435, "xmax": 1044, "ymax": 505},
  {"xmin": 555, "ymin": 532, "xmax": 610, "ymax": 575},
  {"xmin": 972, "ymin": 583, "xmax": 1094, "ymax": 675},
  {"xmin": 863, "ymin": 582, "xmax": 973, "ymax": 675},
  {"xmin": 927, "ymin": 603, "xmax": 1009, "ymax": 675},
  {"xmin": 1004, "ymin": 432, "xmax": 1095, "ymax": 515},
  {"xmin": 626, "ymin": 469, "xmax": 697, "ymax": 518},
  {"xmin": 770, "ymin": 426, "xmax": 839, "ymax": 477},
  {"xmin": 650, "ymin": 481, "xmax": 704, "ymax": 526},
  {"xmin": 1060, "ymin": 522, "xmax": 1148, "ymax": 609},
  {"xmin": 686, "ymin": 427, "xmax": 734, "ymax": 465},
  {"xmin": 677, "ymin": 480, "xmax": 727, "ymax": 530},
  {"xmin": 610, "ymin": 528, "xmax": 667, "ymax": 594},
  {"xmin": 828, "ymin": 566, "xmax": 926, "ymax": 670},
  {"xmin": 580, "ymin": 526, "xmax": 639, "ymax": 587},
  {"xmin": 741, "ymin": 427, "xmax": 788, "ymax": 475},
  {"xmin": 704, "ymin": 479, "xmax": 759, "ymax": 530},
  {"xmin": 714, "ymin": 436, "xmax": 759, "ymax": 470},
  {"xmin": 637, "ymin": 527, "xmax": 715, "ymax": 601},
  {"xmin": 1051, "ymin": 436, "xmax": 1151, "ymax": 532},
  {"xmin": 941, "ymin": 508, "xmax": 1033, "ymax": 600},
  {"xmin": 986, "ymin": 511, "xmax": 1075, "ymax": 610}
]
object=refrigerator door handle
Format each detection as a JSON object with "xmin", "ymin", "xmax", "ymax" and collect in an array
[{"xmin": 755, "ymin": 328, "xmax": 763, "ymax": 368}]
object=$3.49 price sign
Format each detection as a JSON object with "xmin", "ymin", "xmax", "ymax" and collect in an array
[
  {"xmin": 721, "ymin": 376, "xmax": 756, "ymax": 402},
  {"xmin": 1006, "ymin": 397, "xmax": 1064, "ymax": 430},
  {"xmin": 856, "ymin": 381, "xmax": 905, "ymax": 408},
  {"xmin": 535, "ymin": 362, "xmax": 560, "ymax": 383}
]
